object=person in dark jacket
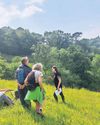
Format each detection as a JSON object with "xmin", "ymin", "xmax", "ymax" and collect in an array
[
  {"xmin": 16, "ymin": 57, "xmax": 31, "ymax": 108},
  {"xmin": 52, "ymin": 66, "xmax": 65, "ymax": 103}
]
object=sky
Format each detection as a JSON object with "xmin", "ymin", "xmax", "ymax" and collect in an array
[{"xmin": 0, "ymin": 0, "xmax": 100, "ymax": 38}]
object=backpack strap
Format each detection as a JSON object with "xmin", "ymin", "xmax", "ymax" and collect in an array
[
  {"xmin": 26, "ymin": 71, "xmax": 39, "ymax": 91},
  {"xmin": 23, "ymin": 65, "xmax": 31, "ymax": 78},
  {"xmin": 27, "ymin": 71, "xmax": 36, "ymax": 85}
]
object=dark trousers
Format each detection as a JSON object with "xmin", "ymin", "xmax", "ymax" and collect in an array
[
  {"xmin": 18, "ymin": 87, "xmax": 31, "ymax": 108},
  {"xmin": 0, "ymin": 94, "xmax": 13, "ymax": 106},
  {"xmin": 54, "ymin": 91, "xmax": 65, "ymax": 103}
]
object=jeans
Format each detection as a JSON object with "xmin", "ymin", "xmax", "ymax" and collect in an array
[{"xmin": 18, "ymin": 87, "xmax": 31, "ymax": 108}]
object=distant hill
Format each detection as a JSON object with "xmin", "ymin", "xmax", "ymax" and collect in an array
[
  {"xmin": 0, "ymin": 26, "xmax": 100, "ymax": 57},
  {"xmin": 0, "ymin": 27, "xmax": 43, "ymax": 56}
]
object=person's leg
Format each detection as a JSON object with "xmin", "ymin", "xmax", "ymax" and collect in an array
[
  {"xmin": 15, "ymin": 91, "xmax": 19, "ymax": 100},
  {"xmin": 0, "ymin": 96, "xmax": 3, "ymax": 106},
  {"xmin": 18, "ymin": 88, "xmax": 28, "ymax": 107},
  {"xmin": 53, "ymin": 92, "xmax": 58, "ymax": 102},
  {"xmin": 36, "ymin": 102, "xmax": 42, "ymax": 114},
  {"xmin": 24, "ymin": 87, "xmax": 31, "ymax": 108},
  {"xmin": 1, "ymin": 94, "xmax": 13, "ymax": 106},
  {"xmin": 36, "ymin": 102, "xmax": 39, "ymax": 112},
  {"xmin": 18, "ymin": 87, "xmax": 31, "ymax": 108},
  {"xmin": 60, "ymin": 91, "xmax": 65, "ymax": 103}
]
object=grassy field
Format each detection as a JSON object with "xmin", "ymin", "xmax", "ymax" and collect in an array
[{"xmin": 0, "ymin": 80, "xmax": 100, "ymax": 125}]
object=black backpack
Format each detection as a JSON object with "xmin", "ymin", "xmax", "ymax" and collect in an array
[{"xmin": 26, "ymin": 71, "xmax": 39, "ymax": 91}]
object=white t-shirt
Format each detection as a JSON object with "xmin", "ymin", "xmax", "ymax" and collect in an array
[
  {"xmin": 0, "ymin": 92, "xmax": 4, "ymax": 97},
  {"xmin": 33, "ymin": 70, "xmax": 43, "ymax": 83}
]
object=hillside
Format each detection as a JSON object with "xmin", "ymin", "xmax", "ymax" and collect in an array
[
  {"xmin": 0, "ymin": 80, "xmax": 100, "ymax": 125},
  {"xmin": 0, "ymin": 27, "xmax": 100, "ymax": 91},
  {"xmin": 0, "ymin": 27, "xmax": 43, "ymax": 56},
  {"xmin": 0, "ymin": 27, "xmax": 100, "ymax": 57}
]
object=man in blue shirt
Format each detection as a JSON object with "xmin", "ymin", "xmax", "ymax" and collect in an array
[{"xmin": 16, "ymin": 57, "xmax": 31, "ymax": 108}]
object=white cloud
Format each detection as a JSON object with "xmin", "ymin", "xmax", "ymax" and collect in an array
[
  {"xmin": 0, "ymin": 0, "xmax": 46, "ymax": 27},
  {"xmin": 21, "ymin": 4, "xmax": 43, "ymax": 18},
  {"xmin": 26, "ymin": 0, "xmax": 46, "ymax": 5},
  {"xmin": 0, "ymin": 4, "xmax": 20, "ymax": 26}
]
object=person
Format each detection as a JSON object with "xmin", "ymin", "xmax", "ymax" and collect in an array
[
  {"xmin": 52, "ymin": 66, "xmax": 65, "ymax": 103},
  {"xmin": 16, "ymin": 57, "xmax": 31, "ymax": 108},
  {"xmin": 24, "ymin": 63, "xmax": 45, "ymax": 116},
  {"xmin": 0, "ymin": 89, "xmax": 13, "ymax": 107}
]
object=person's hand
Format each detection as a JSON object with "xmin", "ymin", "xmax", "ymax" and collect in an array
[
  {"xmin": 19, "ymin": 84, "xmax": 25, "ymax": 89},
  {"xmin": 22, "ymin": 84, "xmax": 25, "ymax": 89},
  {"xmin": 57, "ymin": 87, "xmax": 60, "ymax": 91},
  {"xmin": 48, "ymin": 76, "xmax": 53, "ymax": 80}
]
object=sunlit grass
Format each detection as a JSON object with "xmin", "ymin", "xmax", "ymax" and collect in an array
[{"xmin": 0, "ymin": 80, "xmax": 100, "ymax": 125}]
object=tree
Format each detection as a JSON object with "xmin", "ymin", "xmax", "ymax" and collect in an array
[
  {"xmin": 44, "ymin": 30, "xmax": 72, "ymax": 49},
  {"xmin": 31, "ymin": 43, "xmax": 51, "ymax": 69},
  {"xmin": 0, "ymin": 27, "xmax": 44, "ymax": 56},
  {"xmin": 72, "ymin": 32, "xmax": 82, "ymax": 44},
  {"xmin": 92, "ymin": 54, "xmax": 100, "ymax": 73},
  {"xmin": 0, "ymin": 57, "xmax": 7, "ymax": 79},
  {"xmin": 91, "ymin": 54, "xmax": 100, "ymax": 91},
  {"xmin": 60, "ymin": 45, "xmax": 91, "ymax": 88}
]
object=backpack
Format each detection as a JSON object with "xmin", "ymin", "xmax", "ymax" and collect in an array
[
  {"xmin": 16, "ymin": 67, "xmax": 25, "ymax": 84},
  {"xmin": 27, "ymin": 71, "xmax": 39, "ymax": 91}
]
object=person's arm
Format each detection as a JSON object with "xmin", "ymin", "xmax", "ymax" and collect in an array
[
  {"xmin": 0, "ymin": 89, "xmax": 13, "ymax": 93},
  {"xmin": 16, "ymin": 80, "xmax": 24, "ymax": 89},
  {"xmin": 38, "ymin": 75, "xmax": 44, "ymax": 90},
  {"xmin": 47, "ymin": 74, "xmax": 55, "ymax": 83},
  {"xmin": 24, "ymin": 76, "xmax": 29, "ymax": 86},
  {"xmin": 57, "ymin": 76, "xmax": 61, "ymax": 91},
  {"xmin": 24, "ymin": 72, "xmax": 32, "ymax": 86},
  {"xmin": 0, "ymin": 89, "xmax": 7, "ymax": 92}
]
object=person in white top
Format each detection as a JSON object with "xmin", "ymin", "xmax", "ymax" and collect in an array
[{"xmin": 0, "ymin": 89, "xmax": 13, "ymax": 106}]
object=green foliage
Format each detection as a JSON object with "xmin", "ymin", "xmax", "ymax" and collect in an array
[
  {"xmin": 12, "ymin": 56, "xmax": 22, "ymax": 63},
  {"xmin": 44, "ymin": 30, "xmax": 72, "ymax": 49},
  {"xmin": 90, "ymin": 54, "xmax": 100, "ymax": 91},
  {"xmin": 0, "ymin": 57, "xmax": 7, "ymax": 78},
  {"xmin": 61, "ymin": 70, "xmax": 82, "ymax": 87},
  {"xmin": 0, "ymin": 56, "xmax": 20, "ymax": 80},
  {"xmin": 65, "ymin": 45, "xmax": 91, "ymax": 75},
  {"xmin": 31, "ymin": 43, "xmax": 51, "ymax": 67},
  {"xmin": 0, "ymin": 27, "xmax": 44, "ymax": 55},
  {"xmin": 0, "ymin": 27, "xmax": 100, "ymax": 91}
]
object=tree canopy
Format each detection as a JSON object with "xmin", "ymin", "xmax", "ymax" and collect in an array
[{"xmin": 0, "ymin": 27, "xmax": 100, "ymax": 91}]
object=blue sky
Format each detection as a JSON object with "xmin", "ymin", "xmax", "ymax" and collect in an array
[{"xmin": 0, "ymin": 0, "xmax": 100, "ymax": 38}]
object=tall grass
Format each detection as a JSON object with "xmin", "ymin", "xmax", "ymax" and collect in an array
[{"xmin": 0, "ymin": 80, "xmax": 100, "ymax": 125}]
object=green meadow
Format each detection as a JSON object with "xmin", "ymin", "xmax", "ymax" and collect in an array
[{"xmin": 0, "ymin": 80, "xmax": 100, "ymax": 125}]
